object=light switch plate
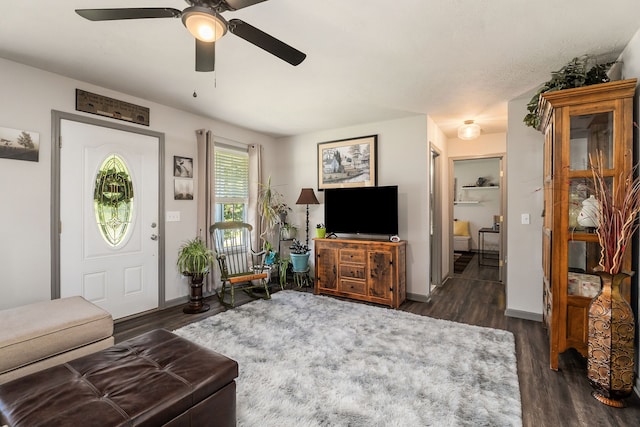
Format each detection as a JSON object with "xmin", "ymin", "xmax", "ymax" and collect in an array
[
  {"xmin": 166, "ymin": 211, "xmax": 181, "ymax": 222},
  {"xmin": 521, "ymin": 213, "xmax": 530, "ymax": 225}
]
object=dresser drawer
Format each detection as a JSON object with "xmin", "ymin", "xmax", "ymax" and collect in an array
[
  {"xmin": 340, "ymin": 279, "xmax": 367, "ymax": 295},
  {"xmin": 339, "ymin": 264, "xmax": 366, "ymax": 279},
  {"xmin": 340, "ymin": 249, "xmax": 366, "ymax": 264}
]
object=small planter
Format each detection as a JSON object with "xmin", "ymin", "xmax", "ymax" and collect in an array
[
  {"xmin": 290, "ymin": 252, "xmax": 310, "ymax": 272},
  {"xmin": 316, "ymin": 227, "xmax": 326, "ymax": 238}
]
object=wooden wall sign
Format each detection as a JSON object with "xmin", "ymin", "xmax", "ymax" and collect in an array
[{"xmin": 76, "ymin": 89, "xmax": 150, "ymax": 126}]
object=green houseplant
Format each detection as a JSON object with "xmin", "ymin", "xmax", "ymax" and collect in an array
[
  {"xmin": 177, "ymin": 237, "xmax": 214, "ymax": 314},
  {"xmin": 524, "ymin": 56, "xmax": 615, "ymax": 129},
  {"xmin": 258, "ymin": 176, "xmax": 290, "ymax": 249}
]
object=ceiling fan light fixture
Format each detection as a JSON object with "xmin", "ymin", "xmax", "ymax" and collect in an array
[
  {"xmin": 182, "ymin": 7, "xmax": 227, "ymax": 42},
  {"xmin": 458, "ymin": 120, "xmax": 481, "ymax": 140}
]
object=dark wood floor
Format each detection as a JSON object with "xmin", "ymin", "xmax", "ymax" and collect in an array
[{"xmin": 115, "ymin": 255, "xmax": 640, "ymax": 427}]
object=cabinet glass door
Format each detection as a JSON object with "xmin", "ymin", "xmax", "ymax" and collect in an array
[
  {"xmin": 567, "ymin": 240, "xmax": 601, "ymax": 298},
  {"xmin": 569, "ymin": 112, "xmax": 613, "ymax": 171}
]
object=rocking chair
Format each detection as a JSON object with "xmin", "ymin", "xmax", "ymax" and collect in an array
[{"xmin": 210, "ymin": 221, "xmax": 271, "ymax": 307}]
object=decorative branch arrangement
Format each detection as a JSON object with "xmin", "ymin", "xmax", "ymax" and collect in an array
[{"xmin": 590, "ymin": 152, "xmax": 640, "ymax": 274}]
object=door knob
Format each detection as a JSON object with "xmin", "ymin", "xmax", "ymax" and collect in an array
[{"xmin": 150, "ymin": 234, "xmax": 159, "ymax": 241}]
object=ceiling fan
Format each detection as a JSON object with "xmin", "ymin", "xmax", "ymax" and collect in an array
[{"xmin": 75, "ymin": 0, "xmax": 306, "ymax": 72}]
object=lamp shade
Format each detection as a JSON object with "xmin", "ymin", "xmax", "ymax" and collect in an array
[
  {"xmin": 458, "ymin": 120, "xmax": 481, "ymax": 140},
  {"xmin": 182, "ymin": 7, "xmax": 227, "ymax": 42},
  {"xmin": 296, "ymin": 188, "xmax": 319, "ymax": 205}
]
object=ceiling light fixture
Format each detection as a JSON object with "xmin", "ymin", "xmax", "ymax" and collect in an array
[
  {"xmin": 181, "ymin": 7, "xmax": 227, "ymax": 42},
  {"xmin": 458, "ymin": 120, "xmax": 481, "ymax": 140}
]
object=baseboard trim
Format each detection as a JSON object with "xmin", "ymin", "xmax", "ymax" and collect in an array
[
  {"xmin": 505, "ymin": 309, "xmax": 543, "ymax": 322},
  {"xmin": 407, "ymin": 293, "xmax": 430, "ymax": 303}
]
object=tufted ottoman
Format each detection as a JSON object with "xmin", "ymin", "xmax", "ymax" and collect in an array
[{"xmin": 0, "ymin": 329, "xmax": 238, "ymax": 427}]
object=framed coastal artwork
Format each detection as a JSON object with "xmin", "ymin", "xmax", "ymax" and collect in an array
[{"xmin": 317, "ymin": 135, "xmax": 377, "ymax": 190}]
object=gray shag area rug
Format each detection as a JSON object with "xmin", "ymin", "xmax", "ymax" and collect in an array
[{"xmin": 173, "ymin": 291, "xmax": 522, "ymax": 426}]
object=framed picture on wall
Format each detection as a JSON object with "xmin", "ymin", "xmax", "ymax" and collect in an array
[
  {"xmin": 173, "ymin": 156, "xmax": 193, "ymax": 178},
  {"xmin": 0, "ymin": 126, "xmax": 40, "ymax": 162},
  {"xmin": 174, "ymin": 178, "xmax": 194, "ymax": 200},
  {"xmin": 317, "ymin": 135, "xmax": 377, "ymax": 190}
]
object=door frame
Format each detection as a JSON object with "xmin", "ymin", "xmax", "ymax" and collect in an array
[
  {"xmin": 51, "ymin": 110, "xmax": 166, "ymax": 312},
  {"xmin": 449, "ymin": 153, "xmax": 507, "ymax": 283},
  {"xmin": 429, "ymin": 143, "xmax": 443, "ymax": 293}
]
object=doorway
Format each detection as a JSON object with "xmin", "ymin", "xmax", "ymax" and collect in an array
[
  {"xmin": 450, "ymin": 155, "xmax": 505, "ymax": 282},
  {"xmin": 52, "ymin": 111, "xmax": 165, "ymax": 320}
]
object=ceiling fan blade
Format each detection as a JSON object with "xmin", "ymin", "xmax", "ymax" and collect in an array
[
  {"xmin": 223, "ymin": 0, "xmax": 268, "ymax": 11},
  {"xmin": 195, "ymin": 39, "xmax": 215, "ymax": 72},
  {"xmin": 75, "ymin": 8, "xmax": 181, "ymax": 21},
  {"xmin": 228, "ymin": 19, "xmax": 306, "ymax": 66}
]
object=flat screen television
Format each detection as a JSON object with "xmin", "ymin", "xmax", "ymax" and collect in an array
[{"xmin": 324, "ymin": 185, "xmax": 398, "ymax": 236}]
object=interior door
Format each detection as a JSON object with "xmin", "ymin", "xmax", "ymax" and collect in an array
[{"xmin": 59, "ymin": 119, "xmax": 159, "ymax": 319}]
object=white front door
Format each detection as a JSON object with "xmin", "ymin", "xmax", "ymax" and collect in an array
[{"xmin": 60, "ymin": 119, "xmax": 159, "ymax": 319}]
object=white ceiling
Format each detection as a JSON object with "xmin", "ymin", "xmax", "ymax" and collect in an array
[{"xmin": 2, "ymin": 1, "xmax": 640, "ymax": 138}]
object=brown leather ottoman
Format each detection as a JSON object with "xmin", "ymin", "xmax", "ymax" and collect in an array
[{"xmin": 0, "ymin": 329, "xmax": 238, "ymax": 427}]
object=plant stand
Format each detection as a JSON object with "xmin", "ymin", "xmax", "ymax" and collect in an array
[
  {"xmin": 293, "ymin": 269, "xmax": 311, "ymax": 288},
  {"xmin": 183, "ymin": 275, "xmax": 210, "ymax": 314}
]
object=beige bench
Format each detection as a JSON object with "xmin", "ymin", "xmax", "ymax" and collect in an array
[{"xmin": 0, "ymin": 296, "xmax": 113, "ymax": 385}]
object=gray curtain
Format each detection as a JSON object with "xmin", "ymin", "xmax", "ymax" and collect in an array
[
  {"xmin": 196, "ymin": 129, "xmax": 217, "ymax": 292},
  {"xmin": 248, "ymin": 144, "xmax": 262, "ymax": 253}
]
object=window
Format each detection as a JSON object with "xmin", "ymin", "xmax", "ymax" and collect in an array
[
  {"xmin": 214, "ymin": 147, "xmax": 249, "ymax": 222},
  {"xmin": 93, "ymin": 154, "xmax": 134, "ymax": 246}
]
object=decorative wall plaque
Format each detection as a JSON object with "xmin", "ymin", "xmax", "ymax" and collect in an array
[{"xmin": 76, "ymin": 89, "xmax": 150, "ymax": 126}]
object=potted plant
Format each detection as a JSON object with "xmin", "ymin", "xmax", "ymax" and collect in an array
[
  {"xmin": 177, "ymin": 237, "xmax": 214, "ymax": 314},
  {"xmin": 289, "ymin": 239, "xmax": 310, "ymax": 272},
  {"xmin": 523, "ymin": 56, "xmax": 615, "ymax": 129},
  {"xmin": 586, "ymin": 151, "xmax": 640, "ymax": 407},
  {"xmin": 258, "ymin": 176, "xmax": 290, "ymax": 248},
  {"xmin": 281, "ymin": 223, "xmax": 298, "ymax": 240},
  {"xmin": 278, "ymin": 256, "xmax": 291, "ymax": 288},
  {"xmin": 315, "ymin": 223, "xmax": 326, "ymax": 238}
]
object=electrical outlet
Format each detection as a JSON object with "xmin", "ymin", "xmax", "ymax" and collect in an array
[
  {"xmin": 166, "ymin": 211, "xmax": 181, "ymax": 222},
  {"xmin": 521, "ymin": 213, "xmax": 530, "ymax": 225}
]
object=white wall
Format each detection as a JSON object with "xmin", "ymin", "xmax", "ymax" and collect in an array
[
  {"xmin": 506, "ymin": 91, "xmax": 545, "ymax": 320},
  {"xmin": 273, "ymin": 115, "xmax": 431, "ymax": 299},
  {"xmin": 448, "ymin": 133, "xmax": 507, "ymax": 158},
  {"xmin": 0, "ymin": 58, "xmax": 276, "ymax": 310}
]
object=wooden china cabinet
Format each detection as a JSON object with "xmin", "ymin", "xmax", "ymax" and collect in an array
[{"xmin": 538, "ymin": 78, "xmax": 636, "ymax": 370}]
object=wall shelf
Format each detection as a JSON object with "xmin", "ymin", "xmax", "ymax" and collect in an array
[
  {"xmin": 454, "ymin": 201, "xmax": 479, "ymax": 205},
  {"xmin": 461, "ymin": 186, "xmax": 499, "ymax": 190}
]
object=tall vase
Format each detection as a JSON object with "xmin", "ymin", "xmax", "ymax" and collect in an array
[{"xmin": 587, "ymin": 272, "xmax": 635, "ymax": 407}]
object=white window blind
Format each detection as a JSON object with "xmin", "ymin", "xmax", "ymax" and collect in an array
[{"xmin": 215, "ymin": 148, "xmax": 249, "ymax": 203}]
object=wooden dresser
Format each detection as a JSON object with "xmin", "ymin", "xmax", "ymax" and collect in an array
[{"xmin": 314, "ymin": 238, "xmax": 406, "ymax": 308}]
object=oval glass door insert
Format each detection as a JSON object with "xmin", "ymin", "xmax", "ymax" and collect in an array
[{"xmin": 93, "ymin": 154, "xmax": 134, "ymax": 246}]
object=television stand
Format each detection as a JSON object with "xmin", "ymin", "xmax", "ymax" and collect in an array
[{"xmin": 314, "ymin": 238, "xmax": 407, "ymax": 308}]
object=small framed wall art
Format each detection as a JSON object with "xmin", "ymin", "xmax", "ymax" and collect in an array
[{"xmin": 0, "ymin": 126, "xmax": 40, "ymax": 162}]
